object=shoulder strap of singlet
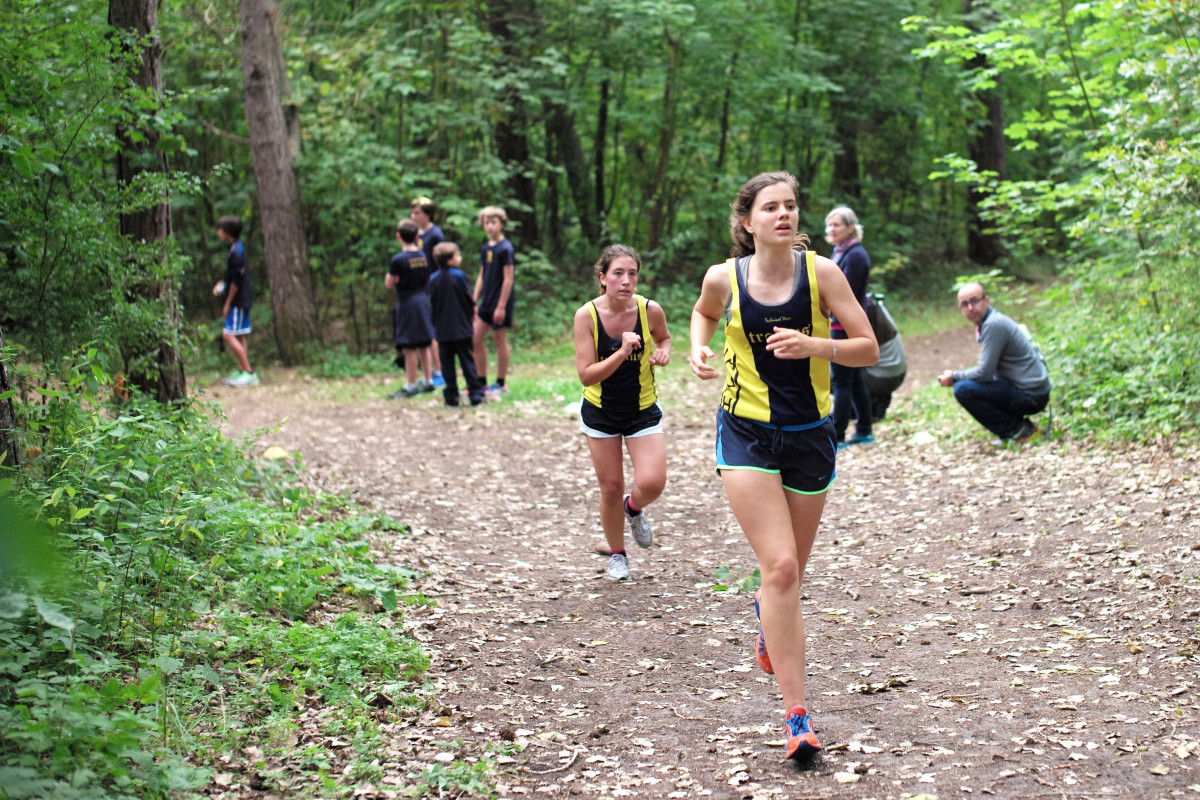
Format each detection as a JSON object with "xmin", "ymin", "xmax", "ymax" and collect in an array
[{"xmin": 586, "ymin": 301, "xmax": 600, "ymax": 355}]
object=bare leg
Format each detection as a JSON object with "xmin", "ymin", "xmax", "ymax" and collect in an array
[
  {"xmin": 418, "ymin": 346, "xmax": 433, "ymax": 382},
  {"xmin": 721, "ymin": 469, "xmax": 825, "ymax": 711},
  {"xmin": 624, "ymin": 433, "xmax": 666, "ymax": 511},
  {"xmin": 403, "ymin": 349, "xmax": 420, "ymax": 386},
  {"xmin": 585, "ymin": 435, "xmax": 627, "ymax": 554},
  {"xmin": 223, "ymin": 332, "xmax": 252, "ymax": 372},
  {"xmin": 472, "ymin": 317, "xmax": 490, "ymax": 383},
  {"xmin": 493, "ymin": 328, "xmax": 510, "ymax": 382}
]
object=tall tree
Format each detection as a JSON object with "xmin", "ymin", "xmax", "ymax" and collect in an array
[
  {"xmin": 0, "ymin": 325, "xmax": 17, "ymax": 471},
  {"xmin": 962, "ymin": 0, "xmax": 1006, "ymax": 265},
  {"xmin": 239, "ymin": 0, "xmax": 320, "ymax": 364},
  {"xmin": 483, "ymin": 0, "xmax": 541, "ymax": 247},
  {"xmin": 109, "ymin": 0, "xmax": 186, "ymax": 402}
]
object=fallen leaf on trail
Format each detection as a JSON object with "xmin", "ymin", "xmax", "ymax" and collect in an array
[
  {"xmin": 1150, "ymin": 764, "xmax": 1170, "ymax": 775},
  {"xmin": 834, "ymin": 772, "xmax": 861, "ymax": 783}
]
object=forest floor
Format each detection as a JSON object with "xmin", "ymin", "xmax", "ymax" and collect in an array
[{"xmin": 212, "ymin": 327, "xmax": 1200, "ymax": 800}]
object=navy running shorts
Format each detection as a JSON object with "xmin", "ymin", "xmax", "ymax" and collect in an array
[
  {"xmin": 715, "ymin": 408, "xmax": 837, "ymax": 494},
  {"xmin": 580, "ymin": 400, "xmax": 663, "ymax": 439}
]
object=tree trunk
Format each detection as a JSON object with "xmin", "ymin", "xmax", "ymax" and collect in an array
[
  {"xmin": 240, "ymin": 0, "xmax": 320, "ymax": 365},
  {"xmin": 0, "ymin": 325, "xmax": 18, "ymax": 471},
  {"xmin": 484, "ymin": 0, "xmax": 540, "ymax": 247},
  {"xmin": 963, "ymin": 0, "xmax": 1007, "ymax": 266},
  {"xmin": 829, "ymin": 100, "xmax": 862, "ymax": 202},
  {"xmin": 645, "ymin": 23, "xmax": 681, "ymax": 253},
  {"xmin": 109, "ymin": 0, "xmax": 186, "ymax": 403},
  {"xmin": 593, "ymin": 77, "xmax": 609, "ymax": 235}
]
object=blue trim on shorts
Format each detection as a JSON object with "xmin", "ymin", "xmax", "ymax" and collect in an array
[
  {"xmin": 714, "ymin": 408, "xmax": 836, "ymax": 494},
  {"xmin": 224, "ymin": 306, "xmax": 251, "ymax": 336}
]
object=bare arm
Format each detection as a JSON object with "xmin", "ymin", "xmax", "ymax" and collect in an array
[
  {"xmin": 493, "ymin": 263, "xmax": 514, "ymax": 324},
  {"xmin": 646, "ymin": 300, "xmax": 671, "ymax": 366},
  {"xmin": 574, "ymin": 305, "xmax": 641, "ymax": 386},
  {"xmin": 688, "ymin": 264, "xmax": 731, "ymax": 380},
  {"xmin": 385, "ymin": 272, "xmax": 398, "ymax": 291},
  {"xmin": 765, "ymin": 257, "xmax": 878, "ymax": 366}
]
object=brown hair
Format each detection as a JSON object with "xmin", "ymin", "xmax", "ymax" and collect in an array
[
  {"xmin": 396, "ymin": 218, "xmax": 419, "ymax": 243},
  {"xmin": 410, "ymin": 196, "xmax": 437, "ymax": 218},
  {"xmin": 593, "ymin": 244, "xmax": 641, "ymax": 289},
  {"xmin": 432, "ymin": 241, "xmax": 460, "ymax": 268},
  {"xmin": 728, "ymin": 171, "xmax": 810, "ymax": 257},
  {"xmin": 478, "ymin": 205, "xmax": 508, "ymax": 227}
]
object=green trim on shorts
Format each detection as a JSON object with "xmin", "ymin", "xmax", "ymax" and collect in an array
[
  {"xmin": 783, "ymin": 474, "xmax": 836, "ymax": 495},
  {"xmin": 716, "ymin": 465, "xmax": 836, "ymax": 495}
]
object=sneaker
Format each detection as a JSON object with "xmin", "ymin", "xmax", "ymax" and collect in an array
[
  {"xmin": 783, "ymin": 706, "xmax": 821, "ymax": 760},
  {"xmin": 846, "ymin": 433, "xmax": 875, "ymax": 446},
  {"xmin": 225, "ymin": 371, "xmax": 259, "ymax": 387},
  {"xmin": 431, "ymin": 372, "xmax": 446, "ymax": 388},
  {"xmin": 606, "ymin": 552, "xmax": 630, "ymax": 581},
  {"xmin": 1012, "ymin": 420, "xmax": 1038, "ymax": 442},
  {"xmin": 624, "ymin": 494, "xmax": 653, "ymax": 548},
  {"xmin": 416, "ymin": 378, "xmax": 436, "ymax": 393},
  {"xmin": 388, "ymin": 385, "xmax": 421, "ymax": 399},
  {"xmin": 485, "ymin": 382, "xmax": 509, "ymax": 399},
  {"xmin": 753, "ymin": 588, "xmax": 774, "ymax": 674},
  {"xmin": 220, "ymin": 371, "xmax": 241, "ymax": 386}
]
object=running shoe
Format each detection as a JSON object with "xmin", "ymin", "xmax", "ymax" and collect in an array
[
  {"xmin": 624, "ymin": 494, "xmax": 653, "ymax": 548},
  {"xmin": 225, "ymin": 371, "xmax": 259, "ymax": 387},
  {"xmin": 416, "ymin": 378, "xmax": 436, "ymax": 393},
  {"xmin": 783, "ymin": 706, "xmax": 821, "ymax": 760},
  {"xmin": 388, "ymin": 385, "xmax": 421, "ymax": 399},
  {"xmin": 1012, "ymin": 420, "xmax": 1038, "ymax": 442},
  {"xmin": 220, "ymin": 371, "xmax": 241, "ymax": 386},
  {"xmin": 606, "ymin": 552, "xmax": 630, "ymax": 581},
  {"xmin": 485, "ymin": 382, "xmax": 509, "ymax": 399},
  {"xmin": 846, "ymin": 433, "xmax": 875, "ymax": 446},
  {"xmin": 431, "ymin": 372, "xmax": 446, "ymax": 388},
  {"xmin": 753, "ymin": 588, "xmax": 774, "ymax": 674}
]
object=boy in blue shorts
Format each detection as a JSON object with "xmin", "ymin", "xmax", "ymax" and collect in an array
[
  {"xmin": 212, "ymin": 215, "xmax": 258, "ymax": 387},
  {"xmin": 472, "ymin": 206, "xmax": 515, "ymax": 398},
  {"xmin": 430, "ymin": 242, "xmax": 486, "ymax": 407}
]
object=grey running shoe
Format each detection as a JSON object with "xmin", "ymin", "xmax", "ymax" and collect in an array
[
  {"xmin": 624, "ymin": 494, "xmax": 653, "ymax": 548},
  {"xmin": 225, "ymin": 371, "xmax": 259, "ymax": 387},
  {"xmin": 607, "ymin": 552, "xmax": 630, "ymax": 581}
]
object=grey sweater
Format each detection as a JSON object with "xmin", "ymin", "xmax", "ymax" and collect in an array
[{"xmin": 952, "ymin": 308, "xmax": 1050, "ymax": 393}]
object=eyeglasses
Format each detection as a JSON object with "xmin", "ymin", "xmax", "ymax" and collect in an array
[{"xmin": 958, "ymin": 296, "xmax": 985, "ymax": 309}]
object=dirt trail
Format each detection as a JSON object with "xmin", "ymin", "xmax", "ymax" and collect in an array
[{"xmin": 214, "ymin": 331, "xmax": 1200, "ymax": 799}]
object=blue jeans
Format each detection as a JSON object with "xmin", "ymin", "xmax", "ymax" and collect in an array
[
  {"xmin": 953, "ymin": 379, "xmax": 1049, "ymax": 439},
  {"xmin": 830, "ymin": 328, "xmax": 871, "ymax": 441}
]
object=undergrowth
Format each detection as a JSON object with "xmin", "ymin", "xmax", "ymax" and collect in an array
[{"xmin": 0, "ymin": 349, "xmax": 442, "ymax": 799}]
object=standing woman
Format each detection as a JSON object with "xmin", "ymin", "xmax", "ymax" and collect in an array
[
  {"xmin": 573, "ymin": 245, "xmax": 672, "ymax": 581},
  {"xmin": 825, "ymin": 206, "xmax": 874, "ymax": 447},
  {"xmin": 689, "ymin": 173, "xmax": 877, "ymax": 760}
]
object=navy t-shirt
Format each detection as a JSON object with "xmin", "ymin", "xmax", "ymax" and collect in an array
[
  {"xmin": 388, "ymin": 250, "xmax": 432, "ymax": 296},
  {"xmin": 222, "ymin": 240, "xmax": 252, "ymax": 310},
  {"xmin": 417, "ymin": 224, "xmax": 445, "ymax": 267},
  {"xmin": 428, "ymin": 267, "xmax": 475, "ymax": 342},
  {"xmin": 478, "ymin": 238, "xmax": 516, "ymax": 315}
]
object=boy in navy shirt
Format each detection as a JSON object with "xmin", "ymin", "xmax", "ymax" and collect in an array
[
  {"xmin": 386, "ymin": 219, "xmax": 436, "ymax": 398},
  {"xmin": 472, "ymin": 206, "xmax": 516, "ymax": 398},
  {"xmin": 212, "ymin": 215, "xmax": 258, "ymax": 387},
  {"xmin": 430, "ymin": 242, "xmax": 486, "ymax": 407}
]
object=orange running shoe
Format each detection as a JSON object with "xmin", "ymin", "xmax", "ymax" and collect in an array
[{"xmin": 783, "ymin": 706, "xmax": 821, "ymax": 761}]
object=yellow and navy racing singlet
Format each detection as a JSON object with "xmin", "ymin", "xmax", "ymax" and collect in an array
[
  {"xmin": 721, "ymin": 249, "xmax": 831, "ymax": 426},
  {"xmin": 582, "ymin": 295, "xmax": 658, "ymax": 414}
]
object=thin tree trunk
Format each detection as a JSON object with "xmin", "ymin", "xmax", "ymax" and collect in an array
[
  {"xmin": 484, "ymin": 0, "xmax": 540, "ymax": 247},
  {"xmin": 646, "ymin": 22, "xmax": 681, "ymax": 252},
  {"xmin": 593, "ymin": 77, "xmax": 609, "ymax": 237},
  {"xmin": 109, "ymin": 0, "xmax": 186, "ymax": 403},
  {"xmin": 240, "ymin": 0, "xmax": 320, "ymax": 364},
  {"xmin": 0, "ymin": 325, "xmax": 18, "ymax": 470},
  {"xmin": 963, "ymin": 0, "xmax": 1007, "ymax": 266}
]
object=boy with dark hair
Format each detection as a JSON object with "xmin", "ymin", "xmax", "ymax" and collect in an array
[
  {"xmin": 386, "ymin": 218, "xmax": 436, "ymax": 399},
  {"xmin": 213, "ymin": 215, "xmax": 258, "ymax": 387},
  {"xmin": 410, "ymin": 196, "xmax": 446, "ymax": 389},
  {"xmin": 430, "ymin": 242, "xmax": 486, "ymax": 407},
  {"xmin": 472, "ymin": 205, "xmax": 516, "ymax": 398}
]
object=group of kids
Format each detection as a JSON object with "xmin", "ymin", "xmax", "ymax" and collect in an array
[
  {"xmin": 211, "ymin": 198, "xmax": 514, "ymax": 403},
  {"xmin": 215, "ymin": 172, "xmax": 881, "ymax": 765}
]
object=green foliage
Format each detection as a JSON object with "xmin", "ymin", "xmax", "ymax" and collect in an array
[
  {"xmin": 711, "ymin": 566, "xmax": 760, "ymax": 593},
  {"xmin": 413, "ymin": 758, "xmax": 495, "ymax": 799},
  {"xmin": 0, "ymin": 352, "xmax": 430, "ymax": 798}
]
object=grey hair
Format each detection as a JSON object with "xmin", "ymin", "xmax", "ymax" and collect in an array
[{"xmin": 826, "ymin": 206, "xmax": 864, "ymax": 241}]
